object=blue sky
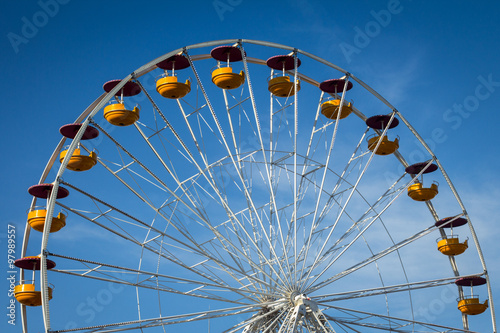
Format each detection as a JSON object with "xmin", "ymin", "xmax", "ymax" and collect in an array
[{"xmin": 2, "ymin": 1, "xmax": 500, "ymax": 332}]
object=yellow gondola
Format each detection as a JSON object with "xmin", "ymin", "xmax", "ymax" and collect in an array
[
  {"xmin": 455, "ymin": 276, "xmax": 489, "ymax": 315},
  {"xmin": 266, "ymin": 54, "xmax": 301, "ymax": 98},
  {"xmin": 102, "ymin": 80, "xmax": 141, "ymax": 126},
  {"xmin": 437, "ymin": 236, "xmax": 468, "ymax": 255},
  {"xmin": 212, "ymin": 67, "xmax": 245, "ymax": 89},
  {"xmin": 27, "ymin": 209, "xmax": 66, "ymax": 233},
  {"xmin": 268, "ymin": 76, "xmax": 300, "ymax": 97},
  {"xmin": 14, "ymin": 283, "xmax": 53, "ymax": 307},
  {"xmin": 104, "ymin": 102, "xmax": 140, "ymax": 126},
  {"xmin": 321, "ymin": 99, "xmax": 353, "ymax": 120},
  {"xmin": 367, "ymin": 135, "xmax": 399, "ymax": 155},
  {"xmin": 60, "ymin": 148, "xmax": 97, "ymax": 171},
  {"xmin": 156, "ymin": 75, "xmax": 191, "ymax": 99},
  {"xmin": 407, "ymin": 181, "xmax": 438, "ymax": 201},
  {"xmin": 458, "ymin": 297, "xmax": 489, "ymax": 315},
  {"xmin": 13, "ymin": 256, "xmax": 56, "ymax": 306}
]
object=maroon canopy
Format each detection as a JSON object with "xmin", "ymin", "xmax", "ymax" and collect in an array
[
  {"xmin": 15, "ymin": 256, "xmax": 56, "ymax": 270},
  {"xmin": 266, "ymin": 55, "xmax": 301, "ymax": 70},
  {"xmin": 455, "ymin": 276, "xmax": 487, "ymax": 287},
  {"xmin": 366, "ymin": 115, "xmax": 399, "ymax": 129},
  {"xmin": 211, "ymin": 45, "xmax": 243, "ymax": 62},
  {"xmin": 435, "ymin": 217, "xmax": 468, "ymax": 228},
  {"xmin": 405, "ymin": 162, "xmax": 438, "ymax": 175},
  {"xmin": 319, "ymin": 79, "xmax": 353, "ymax": 93},
  {"xmin": 28, "ymin": 184, "xmax": 69, "ymax": 199},
  {"xmin": 103, "ymin": 80, "xmax": 141, "ymax": 97},
  {"xmin": 60, "ymin": 123, "xmax": 99, "ymax": 140},
  {"xmin": 156, "ymin": 54, "xmax": 190, "ymax": 70}
]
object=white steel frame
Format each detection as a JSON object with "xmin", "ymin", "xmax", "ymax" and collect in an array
[{"xmin": 19, "ymin": 39, "xmax": 496, "ymax": 333}]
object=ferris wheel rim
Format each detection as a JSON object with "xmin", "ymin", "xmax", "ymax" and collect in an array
[{"xmin": 19, "ymin": 39, "xmax": 496, "ymax": 333}]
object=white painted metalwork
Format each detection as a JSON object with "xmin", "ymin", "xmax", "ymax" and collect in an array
[{"xmin": 19, "ymin": 39, "xmax": 495, "ymax": 333}]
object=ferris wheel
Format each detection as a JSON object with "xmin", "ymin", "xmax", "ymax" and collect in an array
[{"xmin": 16, "ymin": 39, "xmax": 496, "ymax": 333}]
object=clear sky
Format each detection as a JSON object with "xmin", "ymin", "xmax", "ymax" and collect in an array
[{"xmin": 1, "ymin": 1, "xmax": 500, "ymax": 332}]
